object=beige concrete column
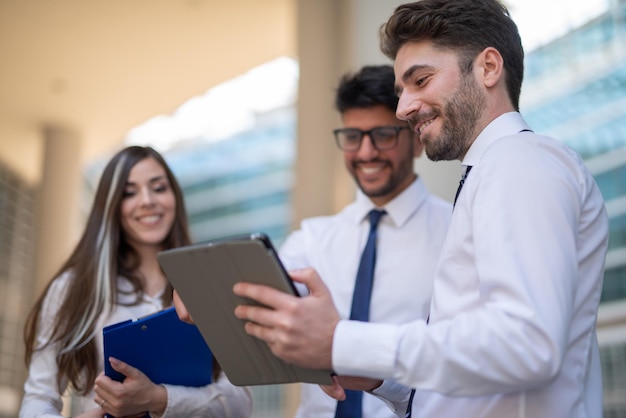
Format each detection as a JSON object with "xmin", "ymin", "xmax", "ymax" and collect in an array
[
  {"xmin": 287, "ymin": 1, "xmax": 347, "ymax": 413},
  {"xmin": 293, "ymin": 0, "xmax": 349, "ymax": 229},
  {"xmin": 34, "ymin": 125, "xmax": 83, "ymax": 295}
]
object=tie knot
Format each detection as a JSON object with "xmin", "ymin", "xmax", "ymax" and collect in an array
[{"xmin": 368, "ymin": 209, "xmax": 385, "ymax": 230}]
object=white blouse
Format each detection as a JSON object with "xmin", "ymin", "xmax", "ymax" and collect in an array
[{"xmin": 19, "ymin": 273, "xmax": 252, "ymax": 418}]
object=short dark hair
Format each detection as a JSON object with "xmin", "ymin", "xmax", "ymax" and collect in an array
[
  {"xmin": 379, "ymin": 0, "xmax": 524, "ymax": 110},
  {"xmin": 335, "ymin": 65, "xmax": 398, "ymax": 114}
]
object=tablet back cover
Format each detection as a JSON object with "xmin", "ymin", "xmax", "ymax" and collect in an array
[
  {"xmin": 157, "ymin": 236, "xmax": 333, "ymax": 386},
  {"xmin": 103, "ymin": 307, "xmax": 213, "ymax": 386}
]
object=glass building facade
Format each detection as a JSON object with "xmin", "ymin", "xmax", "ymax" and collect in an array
[{"xmin": 165, "ymin": 107, "xmax": 296, "ymax": 248}]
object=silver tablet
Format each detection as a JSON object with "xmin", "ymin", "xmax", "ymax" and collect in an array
[{"xmin": 157, "ymin": 232, "xmax": 333, "ymax": 386}]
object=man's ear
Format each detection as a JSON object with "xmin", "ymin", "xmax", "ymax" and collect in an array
[{"xmin": 476, "ymin": 47, "xmax": 504, "ymax": 88}]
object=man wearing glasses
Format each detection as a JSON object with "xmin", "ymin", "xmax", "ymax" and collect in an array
[{"xmin": 278, "ymin": 65, "xmax": 452, "ymax": 418}]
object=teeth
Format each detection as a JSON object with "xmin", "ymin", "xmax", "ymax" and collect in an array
[
  {"xmin": 361, "ymin": 166, "xmax": 382, "ymax": 175},
  {"xmin": 139, "ymin": 215, "xmax": 160, "ymax": 224},
  {"xmin": 418, "ymin": 119, "xmax": 433, "ymax": 134}
]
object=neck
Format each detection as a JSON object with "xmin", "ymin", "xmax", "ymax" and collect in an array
[
  {"xmin": 134, "ymin": 245, "xmax": 168, "ymax": 297},
  {"xmin": 460, "ymin": 103, "xmax": 517, "ymax": 161}
]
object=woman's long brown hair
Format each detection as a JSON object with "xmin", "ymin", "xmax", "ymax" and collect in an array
[{"xmin": 23, "ymin": 146, "xmax": 200, "ymax": 394}]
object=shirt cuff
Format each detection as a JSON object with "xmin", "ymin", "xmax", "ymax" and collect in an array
[
  {"xmin": 332, "ymin": 319, "xmax": 399, "ymax": 378},
  {"xmin": 149, "ymin": 384, "xmax": 171, "ymax": 418}
]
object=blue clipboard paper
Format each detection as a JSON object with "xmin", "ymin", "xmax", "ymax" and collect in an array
[{"xmin": 103, "ymin": 306, "xmax": 213, "ymax": 386}]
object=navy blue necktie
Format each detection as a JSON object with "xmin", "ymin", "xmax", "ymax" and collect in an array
[
  {"xmin": 335, "ymin": 209, "xmax": 385, "ymax": 418},
  {"xmin": 453, "ymin": 165, "xmax": 473, "ymax": 208}
]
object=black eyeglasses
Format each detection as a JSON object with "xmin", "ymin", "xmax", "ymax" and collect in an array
[{"xmin": 333, "ymin": 126, "xmax": 410, "ymax": 151}]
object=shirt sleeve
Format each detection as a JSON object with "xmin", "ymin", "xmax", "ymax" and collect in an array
[
  {"xmin": 154, "ymin": 372, "xmax": 252, "ymax": 418},
  {"xmin": 279, "ymin": 227, "xmax": 309, "ymax": 269},
  {"xmin": 333, "ymin": 139, "xmax": 585, "ymax": 397},
  {"xmin": 19, "ymin": 276, "xmax": 71, "ymax": 417}
]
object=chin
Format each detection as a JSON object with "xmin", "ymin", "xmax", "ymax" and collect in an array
[
  {"xmin": 361, "ymin": 184, "xmax": 389, "ymax": 199},
  {"xmin": 136, "ymin": 234, "xmax": 170, "ymax": 247}
]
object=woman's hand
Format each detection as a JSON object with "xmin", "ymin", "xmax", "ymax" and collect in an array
[
  {"xmin": 173, "ymin": 289, "xmax": 194, "ymax": 324},
  {"xmin": 320, "ymin": 375, "xmax": 383, "ymax": 400},
  {"xmin": 94, "ymin": 357, "xmax": 167, "ymax": 417},
  {"xmin": 320, "ymin": 375, "xmax": 346, "ymax": 400}
]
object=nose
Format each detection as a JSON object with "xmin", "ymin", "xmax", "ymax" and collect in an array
[
  {"xmin": 396, "ymin": 91, "xmax": 420, "ymax": 122},
  {"xmin": 356, "ymin": 133, "xmax": 379, "ymax": 158},
  {"xmin": 139, "ymin": 187, "xmax": 156, "ymax": 205}
]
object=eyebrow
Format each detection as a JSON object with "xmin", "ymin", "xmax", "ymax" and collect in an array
[{"xmin": 125, "ymin": 175, "xmax": 167, "ymax": 186}]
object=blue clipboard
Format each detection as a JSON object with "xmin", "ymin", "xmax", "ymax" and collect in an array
[{"xmin": 103, "ymin": 307, "xmax": 213, "ymax": 387}]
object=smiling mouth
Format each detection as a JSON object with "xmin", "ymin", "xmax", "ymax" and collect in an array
[
  {"xmin": 359, "ymin": 165, "xmax": 384, "ymax": 175},
  {"xmin": 417, "ymin": 117, "xmax": 436, "ymax": 135},
  {"xmin": 137, "ymin": 214, "xmax": 162, "ymax": 225}
]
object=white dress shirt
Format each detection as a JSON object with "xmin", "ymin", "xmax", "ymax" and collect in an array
[
  {"xmin": 19, "ymin": 272, "xmax": 252, "ymax": 418},
  {"xmin": 333, "ymin": 112, "xmax": 609, "ymax": 418},
  {"xmin": 280, "ymin": 177, "xmax": 452, "ymax": 418}
]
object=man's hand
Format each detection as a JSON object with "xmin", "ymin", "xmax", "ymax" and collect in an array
[{"xmin": 233, "ymin": 268, "xmax": 340, "ymax": 370}]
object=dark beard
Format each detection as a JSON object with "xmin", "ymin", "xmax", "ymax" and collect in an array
[{"xmin": 419, "ymin": 72, "xmax": 485, "ymax": 161}]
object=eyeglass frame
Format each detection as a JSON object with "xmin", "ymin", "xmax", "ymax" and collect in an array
[{"xmin": 332, "ymin": 125, "xmax": 411, "ymax": 151}]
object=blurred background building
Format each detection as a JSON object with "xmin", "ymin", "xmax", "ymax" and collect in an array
[{"xmin": 0, "ymin": 0, "xmax": 624, "ymax": 417}]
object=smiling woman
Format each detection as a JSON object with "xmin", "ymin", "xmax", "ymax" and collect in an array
[
  {"xmin": 119, "ymin": 157, "xmax": 177, "ymax": 268},
  {"xmin": 19, "ymin": 146, "xmax": 252, "ymax": 418}
]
